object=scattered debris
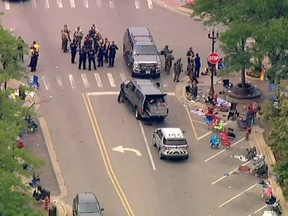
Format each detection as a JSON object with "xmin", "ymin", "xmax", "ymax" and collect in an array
[{"xmin": 231, "ymin": 155, "xmax": 248, "ymax": 162}]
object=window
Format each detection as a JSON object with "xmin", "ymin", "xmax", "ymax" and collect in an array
[
  {"xmin": 163, "ymin": 138, "xmax": 187, "ymax": 145},
  {"xmin": 134, "ymin": 45, "xmax": 158, "ymax": 55}
]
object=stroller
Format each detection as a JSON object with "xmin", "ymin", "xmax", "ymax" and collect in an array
[{"xmin": 252, "ymin": 155, "xmax": 269, "ymax": 178}]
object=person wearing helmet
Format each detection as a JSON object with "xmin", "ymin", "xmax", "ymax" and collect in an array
[{"xmin": 173, "ymin": 58, "xmax": 183, "ymax": 82}]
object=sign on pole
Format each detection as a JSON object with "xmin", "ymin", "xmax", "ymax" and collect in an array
[{"xmin": 208, "ymin": 52, "xmax": 220, "ymax": 65}]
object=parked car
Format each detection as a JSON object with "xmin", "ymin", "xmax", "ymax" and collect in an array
[
  {"xmin": 73, "ymin": 192, "xmax": 104, "ymax": 216},
  {"xmin": 152, "ymin": 127, "xmax": 189, "ymax": 160},
  {"xmin": 123, "ymin": 27, "xmax": 162, "ymax": 78},
  {"xmin": 121, "ymin": 79, "xmax": 168, "ymax": 120}
]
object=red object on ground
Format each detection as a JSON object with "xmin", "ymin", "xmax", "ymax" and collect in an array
[
  {"xmin": 17, "ymin": 139, "xmax": 24, "ymax": 149},
  {"xmin": 208, "ymin": 52, "xmax": 221, "ymax": 65},
  {"xmin": 44, "ymin": 196, "xmax": 50, "ymax": 211},
  {"xmin": 239, "ymin": 165, "xmax": 251, "ymax": 172}
]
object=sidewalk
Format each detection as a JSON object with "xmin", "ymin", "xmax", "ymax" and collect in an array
[
  {"xmin": 175, "ymin": 72, "xmax": 288, "ymax": 215},
  {"xmin": 6, "ymin": 79, "xmax": 68, "ymax": 216}
]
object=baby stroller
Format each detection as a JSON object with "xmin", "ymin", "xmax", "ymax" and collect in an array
[{"xmin": 252, "ymin": 155, "xmax": 269, "ymax": 178}]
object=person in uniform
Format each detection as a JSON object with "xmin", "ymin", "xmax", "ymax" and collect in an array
[
  {"xmin": 108, "ymin": 41, "xmax": 118, "ymax": 67},
  {"xmin": 97, "ymin": 44, "xmax": 105, "ymax": 67},
  {"xmin": 194, "ymin": 53, "xmax": 201, "ymax": 78},
  {"xmin": 73, "ymin": 26, "xmax": 83, "ymax": 48},
  {"xmin": 118, "ymin": 83, "xmax": 125, "ymax": 103},
  {"xmin": 173, "ymin": 58, "xmax": 183, "ymax": 82},
  {"xmin": 30, "ymin": 47, "xmax": 39, "ymax": 72},
  {"xmin": 17, "ymin": 36, "xmax": 25, "ymax": 62},
  {"xmin": 78, "ymin": 46, "xmax": 87, "ymax": 70},
  {"xmin": 70, "ymin": 40, "xmax": 78, "ymax": 64},
  {"xmin": 88, "ymin": 48, "xmax": 97, "ymax": 71},
  {"xmin": 186, "ymin": 47, "xmax": 195, "ymax": 64},
  {"xmin": 164, "ymin": 50, "xmax": 174, "ymax": 73},
  {"xmin": 161, "ymin": 45, "xmax": 171, "ymax": 58},
  {"xmin": 89, "ymin": 24, "xmax": 97, "ymax": 39},
  {"xmin": 60, "ymin": 25, "xmax": 71, "ymax": 52}
]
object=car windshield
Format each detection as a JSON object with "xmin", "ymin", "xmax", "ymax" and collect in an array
[
  {"xmin": 78, "ymin": 202, "xmax": 100, "ymax": 213},
  {"xmin": 134, "ymin": 45, "xmax": 158, "ymax": 55},
  {"xmin": 164, "ymin": 139, "xmax": 187, "ymax": 145}
]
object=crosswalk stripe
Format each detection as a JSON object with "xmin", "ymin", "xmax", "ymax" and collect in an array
[
  {"xmin": 70, "ymin": 0, "xmax": 76, "ymax": 8},
  {"xmin": 56, "ymin": 0, "xmax": 63, "ymax": 8},
  {"xmin": 81, "ymin": 74, "xmax": 90, "ymax": 88},
  {"xmin": 107, "ymin": 73, "xmax": 116, "ymax": 87},
  {"xmin": 120, "ymin": 73, "xmax": 126, "ymax": 82},
  {"xmin": 68, "ymin": 74, "xmax": 76, "ymax": 89},
  {"xmin": 55, "ymin": 75, "xmax": 64, "ymax": 89},
  {"xmin": 42, "ymin": 76, "xmax": 50, "ymax": 90},
  {"xmin": 135, "ymin": 0, "xmax": 140, "ymax": 9},
  {"xmin": 31, "ymin": 0, "xmax": 36, "ymax": 8},
  {"xmin": 83, "ymin": 0, "xmax": 89, "ymax": 8},
  {"xmin": 4, "ymin": 1, "xmax": 10, "ymax": 10},
  {"xmin": 94, "ymin": 73, "xmax": 103, "ymax": 87},
  {"xmin": 147, "ymin": 0, "xmax": 153, "ymax": 9},
  {"xmin": 96, "ymin": 0, "xmax": 101, "ymax": 7},
  {"xmin": 109, "ymin": 0, "xmax": 115, "ymax": 8},
  {"xmin": 45, "ymin": 0, "xmax": 50, "ymax": 9}
]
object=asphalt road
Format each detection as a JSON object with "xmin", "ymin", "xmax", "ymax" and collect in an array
[{"xmin": 1, "ymin": 1, "xmax": 268, "ymax": 215}]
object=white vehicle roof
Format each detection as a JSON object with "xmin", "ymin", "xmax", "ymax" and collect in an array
[{"xmin": 160, "ymin": 128, "xmax": 184, "ymax": 139}]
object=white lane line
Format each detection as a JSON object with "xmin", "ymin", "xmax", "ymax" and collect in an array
[
  {"xmin": 86, "ymin": 91, "xmax": 175, "ymax": 96},
  {"xmin": 4, "ymin": 1, "xmax": 10, "ymax": 10},
  {"xmin": 45, "ymin": 0, "xmax": 50, "ymax": 9},
  {"xmin": 94, "ymin": 73, "xmax": 103, "ymax": 87},
  {"xmin": 109, "ymin": 0, "xmax": 115, "ymax": 8},
  {"xmin": 147, "ymin": 0, "xmax": 153, "ymax": 9},
  {"xmin": 107, "ymin": 73, "xmax": 116, "ymax": 87},
  {"xmin": 211, "ymin": 161, "xmax": 251, "ymax": 185},
  {"xmin": 68, "ymin": 74, "xmax": 76, "ymax": 89},
  {"xmin": 135, "ymin": 0, "xmax": 140, "ymax": 9},
  {"xmin": 70, "ymin": 0, "xmax": 76, "ymax": 8},
  {"xmin": 248, "ymin": 205, "xmax": 267, "ymax": 216},
  {"xmin": 31, "ymin": 0, "xmax": 37, "ymax": 8},
  {"xmin": 81, "ymin": 74, "xmax": 90, "ymax": 88},
  {"xmin": 139, "ymin": 121, "xmax": 156, "ymax": 171},
  {"xmin": 55, "ymin": 75, "xmax": 64, "ymax": 89},
  {"xmin": 204, "ymin": 137, "xmax": 246, "ymax": 162},
  {"xmin": 56, "ymin": 0, "xmax": 63, "ymax": 8},
  {"xmin": 83, "ymin": 0, "xmax": 88, "ymax": 8},
  {"xmin": 96, "ymin": 0, "xmax": 101, "ymax": 7},
  {"xmin": 42, "ymin": 76, "xmax": 50, "ymax": 90},
  {"xmin": 120, "ymin": 73, "xmax": 126, "ymax": 82},
  {"xmin": 218, "ymin": 184, "xmax": 257, "ymax": 208}
]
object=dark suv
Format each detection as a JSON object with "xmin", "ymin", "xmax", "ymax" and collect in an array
[
  {"xmin": 121, "ymin": 79, "xmax": 168, "ymax": 120},
  {"xmin": 123, "ymin": 27, "xmax": 162, "ymax": 78},
  {"xmin": 73, "ymin": 192, "xmax": 104, "ymax": 216}
]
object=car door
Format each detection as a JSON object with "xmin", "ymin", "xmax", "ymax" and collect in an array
[{"xmin": 123, "ymin": 82, "xmax": 135, "ymax": 105}]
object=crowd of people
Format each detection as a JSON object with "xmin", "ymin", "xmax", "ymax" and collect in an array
[{"xmin": 60, "ymin": 24, "xmax": 119, "ymax": 71}]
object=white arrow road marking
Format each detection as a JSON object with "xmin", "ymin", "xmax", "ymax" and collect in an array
[
  {"xmin": 70, "ymin": 0, "xmax": 75, "ymax": 8},
  {"xmin": 107, "ymin": 73, "xmax": 116, "ymax": 87},
  {"xmin": 112, "ymin": 146, "xmax": 142, "ymax": 156},
  {"xmin": 83, "ymin": 0, "xmax": 88, "ymax": 8},
  {"xmin": 56, "ymin": 0, "xmax": 63, "ymax": 8},
  {"xmin": 147, "ymin": 0, "xmax": 153, "ymax": 9},
  {"xmin": 55, "ymin": 75, "xmax": 64, "ymax": 89},
  {"xmin": 120, "ymin": 72, "xmax": 126, "ymax": 82},
  {"xmin": 96, "ymin": 0, "xmax": 101, "ymax": 7},
  {"xmin": 4, "ymin": 1, "xmax": 10, "ymax": 10},
  {"xmin": 42, "ymin": 76, "xmax": 50, "ymax": 90},
  {"xmin": 45, "ymin": 0, "xmax": 50, "ymax": 9},
  {"xmin": 94, "ymin": 73, "xmax": 103, "ymax": 87},
  {"xmin": 68, "ymin": 74, "xmax": 76, "ymax": 89},
  {"xmin": 218, "ymin": 184, "xmax": 257, "ymax": 208},
  {"xmin": 81, "ymin": 74, "xmax": 90, "ymax": 88},
  {"xmin": 135, "ymin": 0, "xmax": 140, "ymax": 9},
  {"xmin": 31, "ymin": 0, "xmax": 36, "ymax": 8}
]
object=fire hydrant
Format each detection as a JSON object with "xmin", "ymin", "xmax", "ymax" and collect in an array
[{"xmin": 44, "ymin": 196, "xmax": 50, "ymax": 211}]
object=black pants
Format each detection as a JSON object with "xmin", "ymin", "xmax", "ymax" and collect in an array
[
  {"xmin": 62, "ymin": 39, "xmax": 68, "ymax": 52},
  {"xmin": 195, "ymin": 66, "xmax": 200, "ymax": 77},
  {"xmin": 88, "ymin": 58, "xmax": 96, "ymax": 70},
  {"xmin": 30, "ymin": 57, "xmax": 38, "ymax": 72},
  {"xmin": 71, "ymin": 51, "xmax": 76, "ymax": 63},
  {"xmin": 98, "ymin": 57, "xmax": 104, "ymax": 67},
  {"xmin": 104, "ymin": 52, "xmax": 109, "ymax": 63},
  {"xmin": 109, "ymin": 56, "xmax": 115, "ymax": 67},
  {"xmin": 79, "ymin": 58, "xmax": 86, "ymax": 69}
]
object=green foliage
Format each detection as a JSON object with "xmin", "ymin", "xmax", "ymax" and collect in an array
[{"xmin": 274, "ymin": 161, "xmax": 288, "ymax": 200}]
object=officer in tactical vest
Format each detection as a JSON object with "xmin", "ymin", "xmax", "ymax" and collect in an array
[
  {"xmin": 88, "ymin": 48, "xmax": 97, "ymax": 71},
  {"xmin": 78, "ymin": 46, "xmax": 87, "ymax": 70},
  {"xmin": 164, "ymin": 50, "xmax": 174, "ymax": 73},
  {"xmin": 108, "ymin": 41, "xmax": 118, "ymax": 67},
  {"xmin": 70, "ymin": 40, "xmax": 77, "ymax": 64},
  {"xmin": 173, "ymin": 58, "xmax": 183, "ymax": 82},
  {"xmin": 74, "ymin": 26, "xmax": 83, "ymax": 48}
]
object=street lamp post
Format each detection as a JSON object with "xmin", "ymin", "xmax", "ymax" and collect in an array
[{"xmin": 208, "ymin": 28, "xmax": 219, "ymax": 103}]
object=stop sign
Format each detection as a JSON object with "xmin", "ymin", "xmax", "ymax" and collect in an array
[{"xmin": 208, "ymin": 52, "xmax": 220, "ymax": 64}]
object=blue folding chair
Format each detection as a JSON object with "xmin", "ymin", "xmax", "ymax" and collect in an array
[{"xmin": 28, "ymin": 75, "xmax": 40, "ymax": 89}]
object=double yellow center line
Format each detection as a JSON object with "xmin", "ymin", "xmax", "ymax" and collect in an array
[{"xmin": 82, "ymin": 93, "xmax": 135, "ymax": 216}]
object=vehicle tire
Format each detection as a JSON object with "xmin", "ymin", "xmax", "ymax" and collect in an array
[
  {"xmin": 153, "ymin": 140, "xmax": 156, "ymax": 147},
  {"xmin": 184, "ymin": 155, "xmax": 189, "ymax": 160},
  {"xmin": 135, "ymin": 108, "xmax": 140, "ymax": 120},
  {"xmin": 158, "ymin": 148, "xmax": 163, "ymax": 160}
]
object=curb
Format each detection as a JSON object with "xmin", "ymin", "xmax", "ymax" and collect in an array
[{"xmin": 52, "ymin": 199, "xmax": 68, "ymax": 216}]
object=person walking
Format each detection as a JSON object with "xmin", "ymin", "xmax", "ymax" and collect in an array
[
  {"xmin": 108, "ymin": 41, "xmax": 118, "ymax": 67},
  {"xmin": 194, "ymin": 53, "xmax": 201, "ymax": 78},
  {"xmin": 88, "ymin": 48, "xmax": 97, "ymax": 71},
  {"xmin": 173, "ymin": 58, "xmax": 183, "ymax": 82},
  {"xmin": 118, "ymin": 83, "xmax": 125, "ymax": 103},
  {"xmin": 70, "ymin": 40, "xmax": 77, "ymax": 63},
  {"xmin": 78, "ymin": 46, "xmax": 87, "ymax": 70}
]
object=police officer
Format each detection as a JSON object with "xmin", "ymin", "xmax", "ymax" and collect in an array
[
  {"xmin": 194, "ymin": 53, "xmax": 201, "ymax": 78},
  {"xmin": 97, "ymin": 44, "xmax": 105, "ymax": 67},
  {"xmin": 30, "ymin": 47, "xmax": 39, "ymax": 72},
  {"xmin": 108, "ymin": 41, "xmax": 118, "ymax": 67},
  {"xmin": 89, "ymin": 24, "xmax": 96, "ymax": 39},
  {"xmin": 70, "ymin": 40, "xmax": 77, "ymax": 64},
  {"xmin": 186, "ymin": 47, "xmax": 195, "ymax": 64},
  {"xmin": 173, "ymin": 58, "xmax": 183, "ymax": 82},
  {"xmin": 88, "ymin": 48, "xmax": 97, "ymax": 71},
  {"xmin": 164, "ymin": 50, "xmax": 174, "ymax": 73},
  {"xmin": 60, "ymin": 25, "xmax": 71, "ymax": 52},
  {"xmin": 117, "ymin": 83, "xmax": 125, "ymax": 103},
  {"xmin": 104, "ymin": 38, "xmax": 110, "ymax": 64},
  {"xmin": 73, "ymin": 26, "xmax": 83, "ymax": 48},
  {"xmin": 161, "ymin": 45, "xmax": 171, "ymax": 58},
  {"xmin": 78, "ymin": 46, "xmax": 87, "ymax": 70}
]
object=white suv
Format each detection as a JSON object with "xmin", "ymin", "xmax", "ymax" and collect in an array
[{"xmin": 152, "ymin": 128, "xmax": 189, "ymax": 160}]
